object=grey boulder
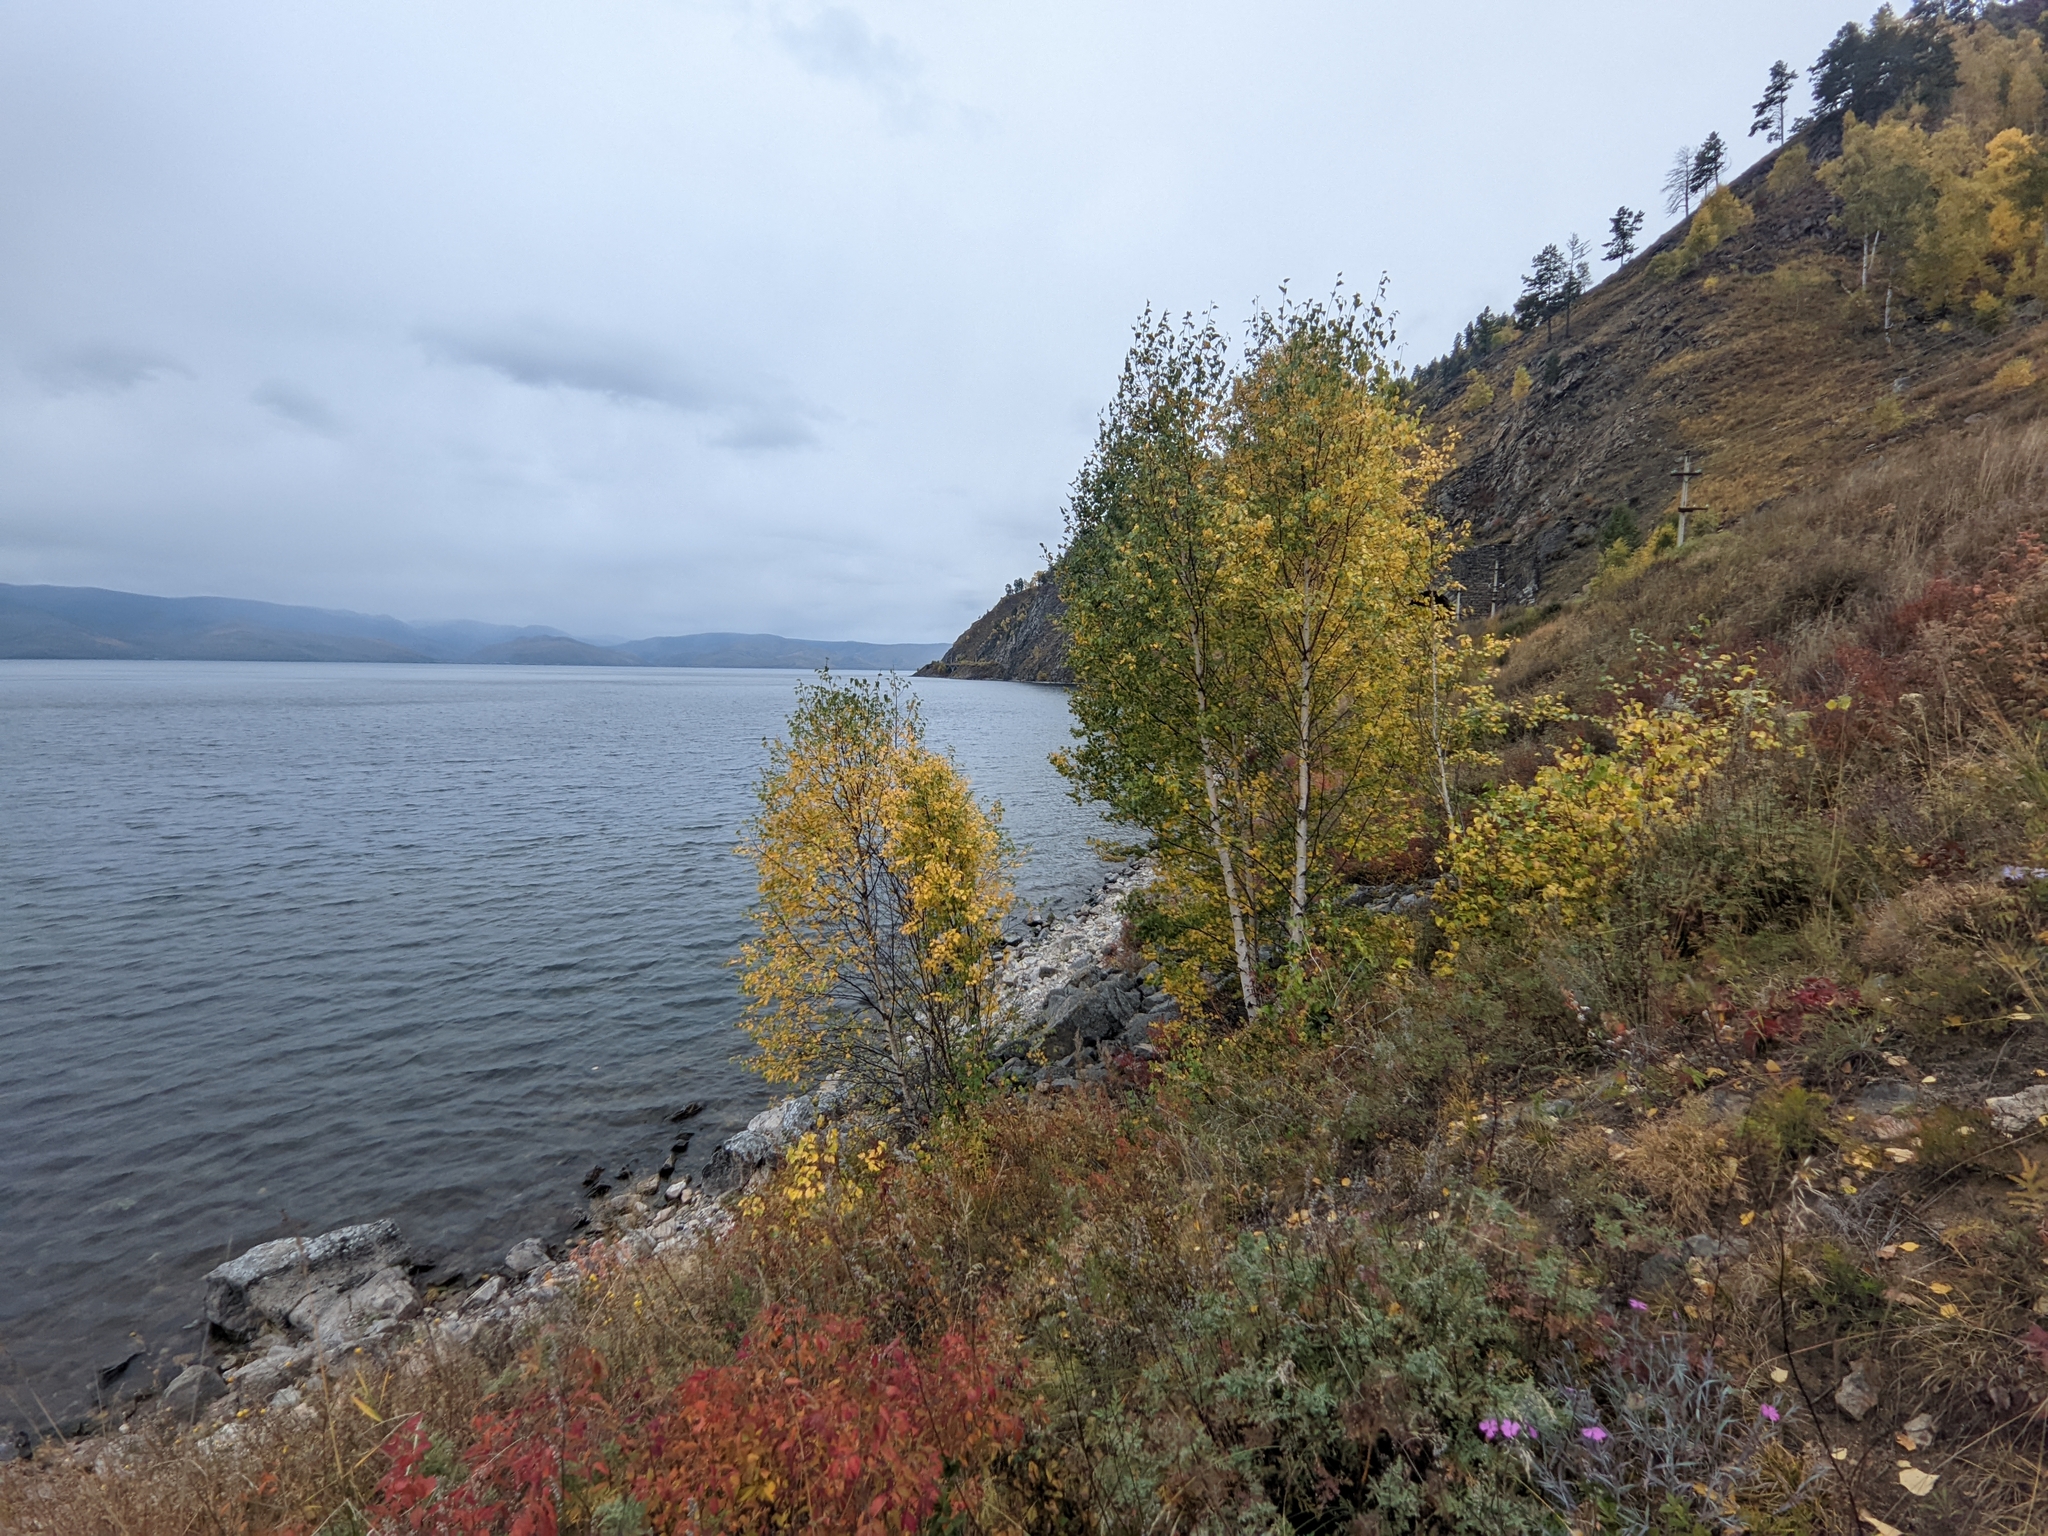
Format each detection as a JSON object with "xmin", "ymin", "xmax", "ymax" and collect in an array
[
  {"xmin": 204, "ymin": 1221, "xmax": 410, "ymax": 1340},
  {"xmin": 506, "ymin": 1238, "xmax": 549, "ymax": 1276},
  {"xmin": 161, "ymin": 1364, "xmax": 228, "ymax": 1417}
]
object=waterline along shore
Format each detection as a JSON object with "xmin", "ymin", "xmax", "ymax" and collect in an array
[{"xmin": 12, "ymin": 857, "xmax": 1159, "ymax": 1466}]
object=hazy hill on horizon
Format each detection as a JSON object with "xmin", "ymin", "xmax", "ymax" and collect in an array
[{"xmin": 0, "ymin": 583, "xmax": 947, "ymax": 671}]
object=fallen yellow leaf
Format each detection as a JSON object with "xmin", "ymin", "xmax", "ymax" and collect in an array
[
  {"xmin": 1899, "ymin": 1242, "xmax": 1920, "ymax": 1252},
  {"xmin": 1858, "ymin": 1511, "xmax": 1904, "ymax": 1536},
  {"xmin": 1899, "ymin": 1466, "xmax": 1940, "ymax": 1496},
  {"xmin": 1939, "ymin": 1303, "xmax": 1960, "ymax": 1318},
  {"xmin": 1770, "ymin": 1367, "xmax": 1790, "ymax": 1384},
  {"xmin": 1927, "ymin": 1282, "xmax": 1952, "ymax": 1295},
  {"xmin": 1740, "ymin": 1210, "xmax": 1756, "ymax": 1227}
]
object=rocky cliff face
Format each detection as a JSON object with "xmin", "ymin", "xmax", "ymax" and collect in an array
[{"xmin": 916, "ymin": 577, "xmax": 1070, "ymax": 683}]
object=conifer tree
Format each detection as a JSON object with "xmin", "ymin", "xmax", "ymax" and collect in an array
[
  {"xmin": 1691, "ymin": 132, "xmax": 1728, "ymax": 196},
  {"xmin": 1603, "ymin": 206, "xmax": 1644, "ymax": 262},
  {"xmin": 1811, "ymin": 7, "xmax": 1958, "ymax": 122},
  {"xmin": 1514, "ymin": 244, "xmax": 1567, "ymax": 340},
  {"xmin": 1751, "ymin": 60, "xmax": 1797, "ymax": 143}
]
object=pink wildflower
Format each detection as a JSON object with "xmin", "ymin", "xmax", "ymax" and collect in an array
[{"xmin": 1581, "ymin": 1425, "xmax": 1609, "ymax": 1442}]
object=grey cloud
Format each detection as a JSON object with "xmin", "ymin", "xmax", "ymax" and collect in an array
[
  {"xmin": 421, "ymin": 323, "xmax": 710, "ymax": 409},
  {"xmin": 254, "ymin": 380, "xmax": 341, "ymax": 434},
  {"xmin": 772, "ymin": 6, "xmax": 926, "ymax": 119},
  {"xmin": 0, "ymin": 0, "xmax": 1863, "ymax": 642},
  {"xmin": 774, "ymin": 7, "xmax": 915, "ymax": 86},
  {"xmin": 421, "ymin": 321, "xmax": 820, "ymax": 451},
  {"xmin": 34, "ymin": 344, "xmax": 189, "ymax": 395},
  {"xmin": 712, "ymin": 413, "xmax": 819, "ymax": 452}
]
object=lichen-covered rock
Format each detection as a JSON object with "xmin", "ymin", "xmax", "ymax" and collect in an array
[
  {"xmin": 203, "ymin": 1221, "xmax": 410, "ymax": 1340},
  {"xmin": 1986, "ymin": 1083, "xmax": 2048, "ymax": 1135},
  {"xmin": 287, "ymin": 1265, "xmax": 421, "ymax": 1349}
]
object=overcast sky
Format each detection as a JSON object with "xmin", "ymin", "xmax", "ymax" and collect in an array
[{"xmin": 0, "ymin": 0, "xmax": 1863, "ymax": 642}]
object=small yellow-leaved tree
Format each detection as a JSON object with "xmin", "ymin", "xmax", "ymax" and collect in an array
[
  {"xmin": 737, "ymin": 675, "xmax": 1012, "ymax": 1121},
  {"xmin": 1439, "ymin": 659, "xmax": 1786, "ymax": 969}
]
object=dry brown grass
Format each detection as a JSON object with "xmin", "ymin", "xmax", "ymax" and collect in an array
[
  {"xmin": 1619, "ymin": 1106, "xmax": 1739, "ymax": 1231},
  {"xmin": 1496, "ymin": 415, "xmax": 2048, "ymax": 703}
]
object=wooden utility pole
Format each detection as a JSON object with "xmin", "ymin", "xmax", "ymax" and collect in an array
[{"xmin": 1671, "ymin": 454, "xmax": 1708, "ymax": 548}]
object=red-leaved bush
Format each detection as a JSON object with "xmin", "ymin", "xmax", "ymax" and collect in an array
[
  {"xmin": 1739, "ymin": 975, "xmax": 1860, "ymax": 1057},
  {"xmin": 366, "ymin": 1307, "xmax": 1025, "ymax": 1535}
]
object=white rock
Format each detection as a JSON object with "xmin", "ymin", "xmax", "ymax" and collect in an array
[
  {"xmin": 1986, "ymin": 1083, "xmax": 2048, "ymax": 1135},
  {"xmin": 291, "ymin": 1266, "xmax": 421, "ymax": 1349},
  {"xmin": 505, "ymin": 1238, "xmax": 549, "ymax": 1276}
]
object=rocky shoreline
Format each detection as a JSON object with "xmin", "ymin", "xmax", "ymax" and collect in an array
[{"xmin": 15, "ymin": 857, "xmax": 1172, "ymax": 1466}]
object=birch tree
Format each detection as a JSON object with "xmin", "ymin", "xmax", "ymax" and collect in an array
[
  {"xmin": 1226, "ymin": 292, "xmax": 1448, "ymax": 958},
  {"xmin": 737, "ymin": 675, "xmax": 1012, "ymax": 1119},
  {"xmin": 1057, "ymin": 309, "xmax": 1265, "ymax": 1016}
]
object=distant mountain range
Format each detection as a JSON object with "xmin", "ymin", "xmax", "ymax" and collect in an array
[{"xmin": 0, "ymin": 583, "xmax": 947, "ymax": 670}]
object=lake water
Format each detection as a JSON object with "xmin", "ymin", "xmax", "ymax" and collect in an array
[{"xmin": 0, "ymin": 663, "xmax": 1106, "ymax": 1436}]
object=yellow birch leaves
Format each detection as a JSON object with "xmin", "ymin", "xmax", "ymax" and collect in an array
[{"xmin": 736, "ymin": 675, "xmax": 1012, "ymax": 1117}]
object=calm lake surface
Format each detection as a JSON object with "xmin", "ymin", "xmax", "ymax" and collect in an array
[{"xmin": 0, "ymin": 663, "xmax": 1107, "ymax": 1432}]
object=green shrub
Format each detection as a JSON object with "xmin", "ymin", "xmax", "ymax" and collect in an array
[
  {"xmin": 1744, "ymin": 1084, "xmax": 1834, "ymax": 1160},
  {"xmin": 1919, "ymin": 1102, "xmax": 1994, "ymax": 1174},
  {"xmin": 1072, "ymin": 1201, "xmax": 1579, "ymax": 1533},
  {"xmin": 1600, "ymin": 505, "xmax": 1641, "ymax": 550}
]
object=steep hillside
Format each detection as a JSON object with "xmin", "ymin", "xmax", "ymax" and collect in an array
[
  {"xmin": 916, "ymin": 576, "xmax": 1071, "ymax": 683},
  {"xmin": 1425, "ymin": 141, "xmax": 2045, "ymax": 611},
  {"xmin": 464, "ymin": 636, "xmax": 641, "ymax": 665}
]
